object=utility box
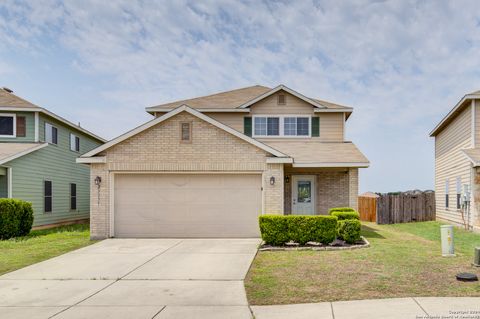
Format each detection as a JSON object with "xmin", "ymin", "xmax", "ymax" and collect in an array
[
  {"xmin": 441, "ymin": 225, "xmax": 455, "ymax": 257},
  {"xmin": 474, "ymin": 247, "xmax": 480, "ymax": 267}
]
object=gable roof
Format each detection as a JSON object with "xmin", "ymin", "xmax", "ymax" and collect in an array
[
  {"xmin": 461, "ymin": 148, "xmax": 480, "ymax": 167},
  {"xmin": 0, "ymin": 88, "xmax": 106, "ymax": 142},
  {"xmin": 80, "ymin": 105, "xmax": 290, "ymax": 160},
  {"xmin": 430, "ymin": 91, "xmax": 480, "ymax": 137},
  {"xmin": 146, "ymin": 85, "xmax": 353, "ymax": 117},
  {"xmin": 0, "ymin": 143, "xmax": 48, "ymax": 165},
  {"xmin": 146, "ymin": 85, "xmax": 271, "ymax": 113}
]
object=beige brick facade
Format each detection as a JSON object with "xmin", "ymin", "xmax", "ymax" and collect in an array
[
  {"xmin": 283, "ymin": 168, "xmax": 358, "ymax": 215},
  {"xmin": 88, "ymin": 110, "xmax": 362, "ymax": 239},
  {"xmin": 89, "ymin": 111, "xmax": 284, "ymax": 238}
]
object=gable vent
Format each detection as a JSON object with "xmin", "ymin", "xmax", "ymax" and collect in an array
[{"xmin": 277, "ymin": 94, "xmax": 286, "ymax": 105}]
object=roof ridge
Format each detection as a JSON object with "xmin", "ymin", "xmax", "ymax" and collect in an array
[
  {"xmin": 0, "ymin": 88, "xmax": 42, "ymax": 109},
  {"xmin": 148, "ymin": 85, "xmax": 271, "ymax": 109}
]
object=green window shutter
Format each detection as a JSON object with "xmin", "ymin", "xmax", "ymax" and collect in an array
[
  {"xmin": 244, "ymin": 117, "xmax": 252, "ymax": 137},
  {"xmin": 312, "ymin": 117, "xmax": 320, "ymax": 137}
]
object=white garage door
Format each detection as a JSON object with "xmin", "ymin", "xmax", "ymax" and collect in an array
[{"xmin": 113, "ymin": 174, "xmax": 262, "ymax": 238}]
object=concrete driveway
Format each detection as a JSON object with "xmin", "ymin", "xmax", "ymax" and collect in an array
[{"xmin": 0, "ymin": 238, "xmax": 260, "ymax": 319}]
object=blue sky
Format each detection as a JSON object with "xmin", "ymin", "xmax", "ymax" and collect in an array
[{"xmin": 1, "ymin": 0, "xmax": 480, "ymax": 193}]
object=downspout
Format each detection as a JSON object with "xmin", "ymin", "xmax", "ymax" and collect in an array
[
  {"xmin": 34, "ymin": 112, "xmax": 39, "ymax": 142},
  {"xmin": 469, "ymin": 100, "xmax": 476, "ymax": 229},
  {"xmin": 7, "ymin": 167, "xmax": 12, "ymax": 198}
]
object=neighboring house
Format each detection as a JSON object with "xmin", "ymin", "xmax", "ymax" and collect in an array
[
  {"xmin": 430, "ymin": 90, "xmax": 480, "ymax": 232},
  {"xmin": 78, "ymin": 85, "xmax": 369, "ymax": 239},
  {"xmin": 0, "ymin": 88, "xmax": 105, "ymax": 227}
]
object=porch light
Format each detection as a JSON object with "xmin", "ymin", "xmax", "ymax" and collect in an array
[
  {"xmin": 94, "ymin": 176, "xmax": 102, "ymax": 187},
  {"xmin": 285, "ymin": 175, "xmax": 290, "ymax": 183},
  {"xmin": 270, "ymin": 176, "xmax": 275, "ymax": 185}
]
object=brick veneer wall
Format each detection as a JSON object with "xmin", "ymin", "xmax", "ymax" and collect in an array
[
  {"xmin": 89, "ymin": 112, "xmax": 282, "ymax": 239},
  {"xmin": 283, "ymin": 168, "xmax": 359, "ymax": 215}
]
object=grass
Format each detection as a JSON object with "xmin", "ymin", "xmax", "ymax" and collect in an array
[
  {"xmin": 245, "ymin": 221, "xmax": 480, "ymax": 305},
  {"xmin": 0, "ymin": 223, "xmax": 96, "ymax": 276}
]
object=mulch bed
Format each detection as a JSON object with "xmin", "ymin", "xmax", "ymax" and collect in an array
[{"xmin": 258, "ymin": 236, "xmax": 370, "ymax": 251}]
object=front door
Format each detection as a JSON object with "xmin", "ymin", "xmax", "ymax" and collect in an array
[{"xmin": 292, "ymin": 175, "xmax": 315, "ymax": 215}]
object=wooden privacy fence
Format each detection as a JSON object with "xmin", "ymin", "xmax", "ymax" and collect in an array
[
  {"xmin": 358, "ymin": 196, "xmax": 377, "ymax": 222},
  {"xmin": 358, "ymin": 192, "xmax": 435, "ymax": 224}
]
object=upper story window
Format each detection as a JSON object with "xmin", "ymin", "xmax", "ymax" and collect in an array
[
  {"xmin": 45, "ymin": 123, "xmax": 58, "ymax": 144},
  {"xmin": 277, "ymin": 94, "xmax": 286, "ymax": 105},
  {"xmin": 0, "ymin": 114, "xmax": 16, "ymax": 137},
  {"xmin": 70, "ymin": 133, "xmax": 80, "ymax": 152},
  {"xmin": 180, "ymin": 122, "xmax": 192, "ymax": 142},
  {"xmin": 253, "ymin": 116, "xmax": 310, "ymax": 137}
]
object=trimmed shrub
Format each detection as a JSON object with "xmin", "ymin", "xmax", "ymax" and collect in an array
[
  {"xmin": 17, "ymin": 201, "xmax": 34, "ymax": 237},
  {"xmin": 259, "ymin": 215, "xmax": 338, "ymax": 246},
  {"xmin": 328, "ymin": 207, "xmax": 356, "ymax": 214},
  {"xmin": 0, "ymin": 199, "xmax": 34, "ymax": 239},
  {"xmin": 337, "ymin": 219, "xmax": 361, "ymax": 244},
  {"xmin": 330, "ymin": 211, "xmax": 360, "ymax": 220}
]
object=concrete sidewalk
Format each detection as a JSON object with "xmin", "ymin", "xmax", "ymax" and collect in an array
[{"xmin": 251, "ymin": 297, "xmax": 480, "ymax": 319}]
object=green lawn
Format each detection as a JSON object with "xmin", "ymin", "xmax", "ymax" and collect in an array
[
  {"xmin": 245, "ymin": 221, "xmax": 480, "ymax": 305},
  {"xmin": 0, "ymin": 223, "xmax": 96, "ymax": 276}
]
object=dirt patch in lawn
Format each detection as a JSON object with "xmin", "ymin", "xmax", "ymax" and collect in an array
[{"xmin": 245, "ymin": 222, "xmax": 480, "ymax": 305}]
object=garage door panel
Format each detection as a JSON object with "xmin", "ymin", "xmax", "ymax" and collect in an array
[{"xmin": 114, "ymin": 174, "xmax": 262, "ymax": 238}]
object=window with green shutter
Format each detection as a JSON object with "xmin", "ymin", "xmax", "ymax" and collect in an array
[
  {"xmin": 244, "ymin": 117, "xmax": 252, "ymax": 137},
  {"xmin": 312, "ymin": 117, "xmax": 320, "ymax": 137}
]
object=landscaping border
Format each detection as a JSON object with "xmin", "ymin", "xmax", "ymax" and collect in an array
[{"xmin": 258, "ymin": 236, "xmax": 370, "ymax": 251}]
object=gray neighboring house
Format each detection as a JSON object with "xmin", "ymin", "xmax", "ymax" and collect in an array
[
  {"xmin": 430, "ymin": 89, "xmax": 480, "ymax": 232},
  {"xmin": 0, "ymin": 87, "xmax": 105, "ymax": 227}
]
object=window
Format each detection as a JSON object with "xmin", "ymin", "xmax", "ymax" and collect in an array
[
  {"xmin": 45, "ymin": 123, "xmax": 58, "ymax": 144},
  {"xmin": 16, "ymin": 116, "xmax": 26, "ymax": 137},
  {"xmin": 254, "ymin": 117, "xmax": 280, "ymax": 136},
  {"xmin": 277, "ymin": 94, "xmax": 286, "ymax": 105},
  {"xmin": 267, "ymin": 118, "xmax": 279, "ymax": 135},
  {"xmin": 44, "ymin": 180, "xmax": 52, "ymax": 213},
  {"xmin": 70, "ymin": 183, "xmax": 77, "ymax": 210},
  {"xmin": 254, "ymin": 117, "xmax": 267, "ymax": 136},
  {"xmin": 456, "ymin": 177, "xmax": 462, "ymax": 209},
  {"xmin": 284, "ymin": 117, "xmax": 310, "ymax": 136},
  {"xmin": 254, "ymin": 116, "xmax": 311, "ymax": 137},
  {"xmin": 445, "ymin": 179, "xmax": 449, "ymax": 209},
  {"xmin": 70, "ymin": 134, "xmax": 80, "ymax": 152},
  {"xmin": 180, "ymin": 122, "xmax": 192, "ymax": 142},
  {"xmin": 0, "ymin": 114, "xmax": 15, "ymax": 137}
]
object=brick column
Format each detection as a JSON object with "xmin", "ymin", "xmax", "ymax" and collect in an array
[
  {"xmin": 348, "ymin": 168, "xmax": 359, "ymax": 210},
  {"xmin": 264, "ymin": 163, "xmax": 284, "ymax": 214},
  {"xmin": 89, "ymin": 164, "xmax": 110, "ymax": 239}
]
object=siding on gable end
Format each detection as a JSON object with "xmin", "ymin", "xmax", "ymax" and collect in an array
[
  {"xmin": 435, "ymin": 105, "xmax": 472, "ymax": 225},
  {"xmin": 7, "ymin": 113, "xmax": 102, "ymax": 226},
  {"xmin": 475, "ymin": 100, "xmax": 480, "ymax": 148},
  {"xmin": 0, "ymin": 111, "xmax": 35, "ymax": 142}
]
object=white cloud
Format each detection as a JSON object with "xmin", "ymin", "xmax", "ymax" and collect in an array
[{"xmin": 1, "ymin": 0, "xmax": 480, "ymax": 192}]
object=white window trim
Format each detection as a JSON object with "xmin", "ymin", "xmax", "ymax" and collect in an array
[
  {"xmin": 0, "ymin": 113, "xmax": 17, "ymax": 138},
  {"xmin": 45, "ymin": 122, "xmax": 58, "ymax": 145},
  {"xmin": 70, "ymin": 133, "xmax": 80, "ymax": 152},
  {"xmin": 252, "ymin": 115, "xmax": 312, "ymax": 138}
]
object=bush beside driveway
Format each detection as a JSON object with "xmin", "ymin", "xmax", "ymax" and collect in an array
[{"xmin": 245, "ymin": 221, "xmax": 480, "ymax": 305}]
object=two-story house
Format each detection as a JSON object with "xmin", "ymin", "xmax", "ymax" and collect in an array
[
  {"xmin": 430, "ymin": 90, "xmax": 480, "ymax": 232},
  {"xmin": 78, "ymin": 85, "xmax": 369, "ymax": 239},
  {"xmin": 0, "ymin": 88, "xmax": 105, "ymax": 227}
]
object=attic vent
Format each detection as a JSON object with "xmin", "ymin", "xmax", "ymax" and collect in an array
[
  {"xmin": 2, "ymin": 87, "xmax": 13, "ymax": 93},
  {"xmin": 277, "ymin": 94, "xmax": 286, "ymax": 105}
]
